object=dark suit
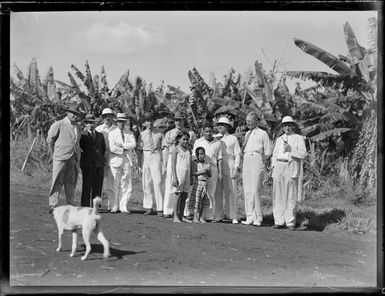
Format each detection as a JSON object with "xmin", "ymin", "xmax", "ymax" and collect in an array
[{"xmin": 80, "ymin": 130, "xmax": 106, "ymax": 207}]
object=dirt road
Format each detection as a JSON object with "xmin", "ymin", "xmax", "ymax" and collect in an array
[{"xmin": 6, "ymin": 185, "xmax": 377, "ymax": 292}]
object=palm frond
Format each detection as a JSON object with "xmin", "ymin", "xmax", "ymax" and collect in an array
[
  {"xmin": 67, "ymin": 72, "xmax": 81, "ymax": 93},
  {"xmin": 343, "ymin": 22, "xmax": 366, "ymax": 63},
  {"xmin": 254, "ymin": 60, "xmax": 264, "ymax": 87},
  {"xmin": 100, "ymin": 65, "xmax": 109, "ymax": 91}
]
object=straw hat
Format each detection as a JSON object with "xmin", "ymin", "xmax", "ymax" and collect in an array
[{"xmin": 115, "ymin": 113, "xmax": 131, "ymax": 121}]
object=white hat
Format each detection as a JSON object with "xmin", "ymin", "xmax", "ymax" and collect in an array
[
  {"xmin": 115, "ymin": 113, "xmax": 130, "ymax": 121},
  {"xmin": 214, "ymin": 133, "xmax": 223, "ymax": 138},
  {"xmin": 281, "ymin": 116, "xmax": 296, "ymax": 125},
  {"xmin": 101, "ymin": 108, "xmax": 114, "ymax": 116},
  {"xmin": 215, "ymin": 116, "xmax": 233, "ymax": 127}
]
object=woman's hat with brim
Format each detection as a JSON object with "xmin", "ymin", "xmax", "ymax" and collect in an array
[
  {"xmin": 215, "ymin": 116, "xmax": 233, "ymax": 128},
  {"xmin": 173, "ymin": 111, "xmax": 185, "ymax": 120},
  {"xmin": 64, "ymin": 103, "xmax": 82, "ymax": 115},
  {"xmin": 280, "ymin": 116, "xmax": 296, "ymax": 125},
  {"xmin": 83, "ymin": 114, "xmax": 99, "ymax": 123},
  {"xmin": 115, "ymin": 113, "xmax": 131, "ymax": 121}
]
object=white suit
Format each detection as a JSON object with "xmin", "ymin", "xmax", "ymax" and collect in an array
[
  {"xmin": 272, "ymin": 134, "xmax": 306, "ymax": 227},
  {"xmin": 108, "ymin": 127, "xmax": 136, "ymax": 212},
  {"xmin": 242, "ymin": 127, "xmax": 272, "ymax": 224},
  {"xmin": 215, "ymin": 133, "xmax": 241, "ymax": 220},
  {"xmin": 138, "ymin": 129, "xmax": 164, "ymax": 211}
]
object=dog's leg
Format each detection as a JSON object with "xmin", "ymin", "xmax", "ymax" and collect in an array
[
  {"xmin": 70, "ymin": 230, "xmax": 77, "ymax": 257},
  {"xmin": 81, "ymin": 227, "xmax": 92, "ymax": 261},
  {"xmin": 56, "ymin": 226, "xmax": 63, "ymax": 252},
  {"xmin": 96, "ymin": 230, "xmax": 110, "ymax": 258}
]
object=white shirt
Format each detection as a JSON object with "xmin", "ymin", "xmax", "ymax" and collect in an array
[
  {"xmin": 108, "ymin": 127, "xmax": 136, "ymax": 167},
  {"xmin": 220, "ymin": 133, "xmax": 241, "ymax": 169},
  {"xmin": 272, "ymin": 134, "xmax": 307, "ymax": 167},
  {"xmin": 244, "ymin": 127, "xmax": 272, "ymax": 158},
  {"xmin": 95, "ymin": 123, "xmax": 117, "ymax": 152},
  {"xmin": 193, "ymin": 137, "xmax": 223, "ymax": 166},
  {"xmin": 65, "ymin": 117, "xmax": 78, "ymax": 141}
]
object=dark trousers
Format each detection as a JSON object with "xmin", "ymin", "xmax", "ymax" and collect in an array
[{"xmin": 81, "ymin": 167, "xmax": 104, "ymax": 207}]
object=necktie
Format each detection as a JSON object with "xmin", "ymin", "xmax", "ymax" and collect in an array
[
  {"xmin": 149, "ymin": 131, "xmax": 155, "ymax": 152},
  {"xmin": 121, "ymin": 129, "xmax": 125, "ymax": 142},
  {"xmin": 242, "ymin": 131, "xmax": 251, "ymax": 152}
]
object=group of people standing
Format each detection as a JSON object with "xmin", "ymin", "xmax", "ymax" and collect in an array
[{"xmin": 46, "ymin": 103, "xmax": 307, "ymax": 230}]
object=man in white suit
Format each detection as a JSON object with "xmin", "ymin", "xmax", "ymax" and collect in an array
[{"xmin": 108, "ymin": 113, "xmax": 136, "ymax": 214}]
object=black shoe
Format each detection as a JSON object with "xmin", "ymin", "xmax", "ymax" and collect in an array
[
  {"xmin": 48, "ymin": 207, "xmax": 54, "ymax": 216},
  {"xmin": 272, "ymin": 224, "xmax": 285, "ymax": 229},
  {"xmin": 144, "ymin": 209, "xmax": 153, "ymax": 215}
]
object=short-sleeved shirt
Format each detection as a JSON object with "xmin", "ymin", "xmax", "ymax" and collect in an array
[{"xmin": 193, "ymin": 137, "xmax": 223, "ymax": 166}]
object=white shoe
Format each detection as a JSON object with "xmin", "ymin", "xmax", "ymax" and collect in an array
[
  {"xmin": 241, "ymin": 220, "xmax": 254, "ymax": 225},
  {"xmin": 232, "ymin": 219, "xmax": 239, "ymax": 224},
  {"xmin": 253, "ymin": 222, "xmax": 261, "ymax": 227}
]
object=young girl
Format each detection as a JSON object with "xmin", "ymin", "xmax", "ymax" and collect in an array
[
  {"xmin": 171, "ymin": 131, "xmax": 192, "ymax": 223},
  {"xmin": 189, "ymin": 147, "xmax": 212, "ymax": 223}
]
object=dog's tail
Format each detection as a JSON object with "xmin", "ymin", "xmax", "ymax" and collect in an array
[{"xmin": 92, "ymin": 196, "xmax": 102, "ymax": 215}]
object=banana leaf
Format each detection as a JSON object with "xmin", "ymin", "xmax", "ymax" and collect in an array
[
  {"xmin": 84, "ymin": 60, "xmax": 95, "ymax": 94},
  {"xmin": 311, "ymin": 128, "xmax": 352, "ymax": 142},
  {"xmin": 71, "ymin": 64, "xmax": 85, "ymax": 81},
  {"xmin": 343, "ymin": 22, "xmax": 366, "ymax": 63},
  {"xmin": 93, "ymin": 75, "xmax": 99, "ymax": 95},
  {"xmin": 67, "ymin": 72, "xmax": 81, "ymax": 93},
  {"xmin": 167, "ymin": 85, "xmax": 189, "ymax": 102},
  {"xmin": 293, "ymin": 38, "xmax": 355, "ymax": 75},
  {"xmin": 154, "ymin": 92, "xmax": 178, "ymax": 112},
  {"xmin": 254, "ymin": 60, "xmax": 264, "ymax": 87},
  {"xmin": 209, "ymin": 72, "xmax": 216, "ymax": 88},
  {"xmin": 244, "ymin": 84, "xmax": 263, "ymax": 108},
  {"xmin": 100, "ymin": 65, "xmax": 108, "ymax": 90},
  {"xmin": 13, "ymin": 63, "xmax": 32, "ymax": 94}
]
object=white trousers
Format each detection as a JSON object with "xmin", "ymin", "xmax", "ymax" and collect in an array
[
  {"xmin": 242, "ymin": 153, "xmax": 265, "ymax": 223},
  {"xmin": 272, "ymin": 161, "xmax": 298, "ymax": 227},
  {"xmin": 163, "ymin": 154, "xmax": 174, "ymax": 215},
  {"xmin": 102, "ymin": 166, "xmax": 114, "ymax": 210},
  {"xmin": 110, "ymin": 159, "xmax": 132, "ymax": 212},
  {"xmin": 203, "ymin": 166, "xmax": 218, "ymax": 220},
  {"xmin": 142, "ymin": 151, "xmax": 163, "ymax": 211},
  {"xmin": 214, "ymin": 164, "xmax": 237, "ymax": 219}
]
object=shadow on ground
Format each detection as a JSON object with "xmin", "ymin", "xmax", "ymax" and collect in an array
[
  {"xmin": 261, "ymin": 208, "xmax": 346, "ymax": 231},
  {"xmin": 80, "ymin": 244, "xmax": 145, "ymax": 260}
]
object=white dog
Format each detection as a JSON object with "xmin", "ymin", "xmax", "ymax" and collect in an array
[{"xmin": 52, "ymin": 196, "xmax": 110, "ymax": 261}]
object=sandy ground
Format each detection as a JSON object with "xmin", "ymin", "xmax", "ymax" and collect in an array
[{"xmin": 5, "ymin": 184, "xmax": 378, "ymax": 293}]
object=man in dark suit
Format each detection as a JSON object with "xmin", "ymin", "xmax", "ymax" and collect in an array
[{"xmin": 80, "ymin": 114, "xmax": 106, "ymax": 207}]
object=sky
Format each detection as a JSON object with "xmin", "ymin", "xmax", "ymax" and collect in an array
[{"xmin": 10, "ymin": 10, "xmax": 378, "ymax": 93}]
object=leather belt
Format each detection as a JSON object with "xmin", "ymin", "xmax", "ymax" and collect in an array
[{"xmin": 277, "ymin": 159, "xmax": 288, "ymax": 162}]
